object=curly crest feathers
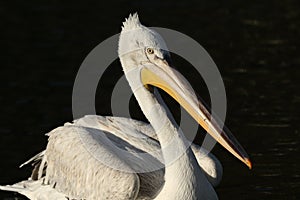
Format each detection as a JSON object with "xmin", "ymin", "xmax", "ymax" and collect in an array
[{"xmin": 122, "ymin": 13, "xmax": 141, "ymax": 31}]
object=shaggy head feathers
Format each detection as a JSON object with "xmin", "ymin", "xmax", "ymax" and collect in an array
[
  {"xmin": 121, "ymin": 13, "xmax": 142, "ymax": 31},
  {"xmin": 118, "ymin": 13, "xmax": 168, "ymax": 57}
]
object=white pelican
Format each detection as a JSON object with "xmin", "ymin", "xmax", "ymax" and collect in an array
[{"xmin": 0, "ymin": 13, "xmax": 251, "ymax": 200}]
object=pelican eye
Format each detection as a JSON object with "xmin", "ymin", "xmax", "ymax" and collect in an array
[{"xmin": 146, "ymin": 48, "xmax": 154, "ymax": 54}]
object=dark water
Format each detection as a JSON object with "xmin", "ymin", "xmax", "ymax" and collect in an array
[{"xmin": 0, "ymin": 0, "xmax": 300, "ymax": 199}]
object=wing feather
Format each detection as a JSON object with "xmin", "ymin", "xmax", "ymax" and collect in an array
[{"xmin": 44, "ymin": 124, "xmax": 141, "ymax": 199}]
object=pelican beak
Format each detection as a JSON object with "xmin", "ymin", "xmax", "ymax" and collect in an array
[{"xmin": 141, "ymin": 58, "xmax": 252, "ymax": 169}]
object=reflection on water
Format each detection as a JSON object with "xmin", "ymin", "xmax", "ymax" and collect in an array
[{"xmin": 0, "ymin": 0, "xmax": 299, "ymax": 199}]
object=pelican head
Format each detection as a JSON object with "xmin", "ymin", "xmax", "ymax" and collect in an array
[{"xmin": 118, "ymin": 13, "xmax": 251, "ymax": 168}]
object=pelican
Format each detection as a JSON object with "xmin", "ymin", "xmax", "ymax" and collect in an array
[{"xmin": 0, "ymin": 13, "xmax": 251, "ymax": 199}]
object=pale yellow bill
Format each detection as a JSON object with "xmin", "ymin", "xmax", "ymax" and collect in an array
[{"xmin": 141, "ymin": 67, "xmax": 252, "ymax": 169}]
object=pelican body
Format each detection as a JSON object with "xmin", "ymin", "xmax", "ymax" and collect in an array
[{"xmin": 0, "ymin": 14, "xmax": 251, "ymax": 200}]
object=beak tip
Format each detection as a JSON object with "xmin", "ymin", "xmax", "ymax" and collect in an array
[{"xmin": 245, "ymin": 158, "xmax": 252, "ymax": 169}]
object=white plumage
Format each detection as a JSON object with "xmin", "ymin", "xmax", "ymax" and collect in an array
[
  {"xmin": 0, "ymin": 13, "xmax": 250, "ymax": 199},
  {"xmin": 0, "ymin": 115, "xmax": 222, "ymax": 199}
]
